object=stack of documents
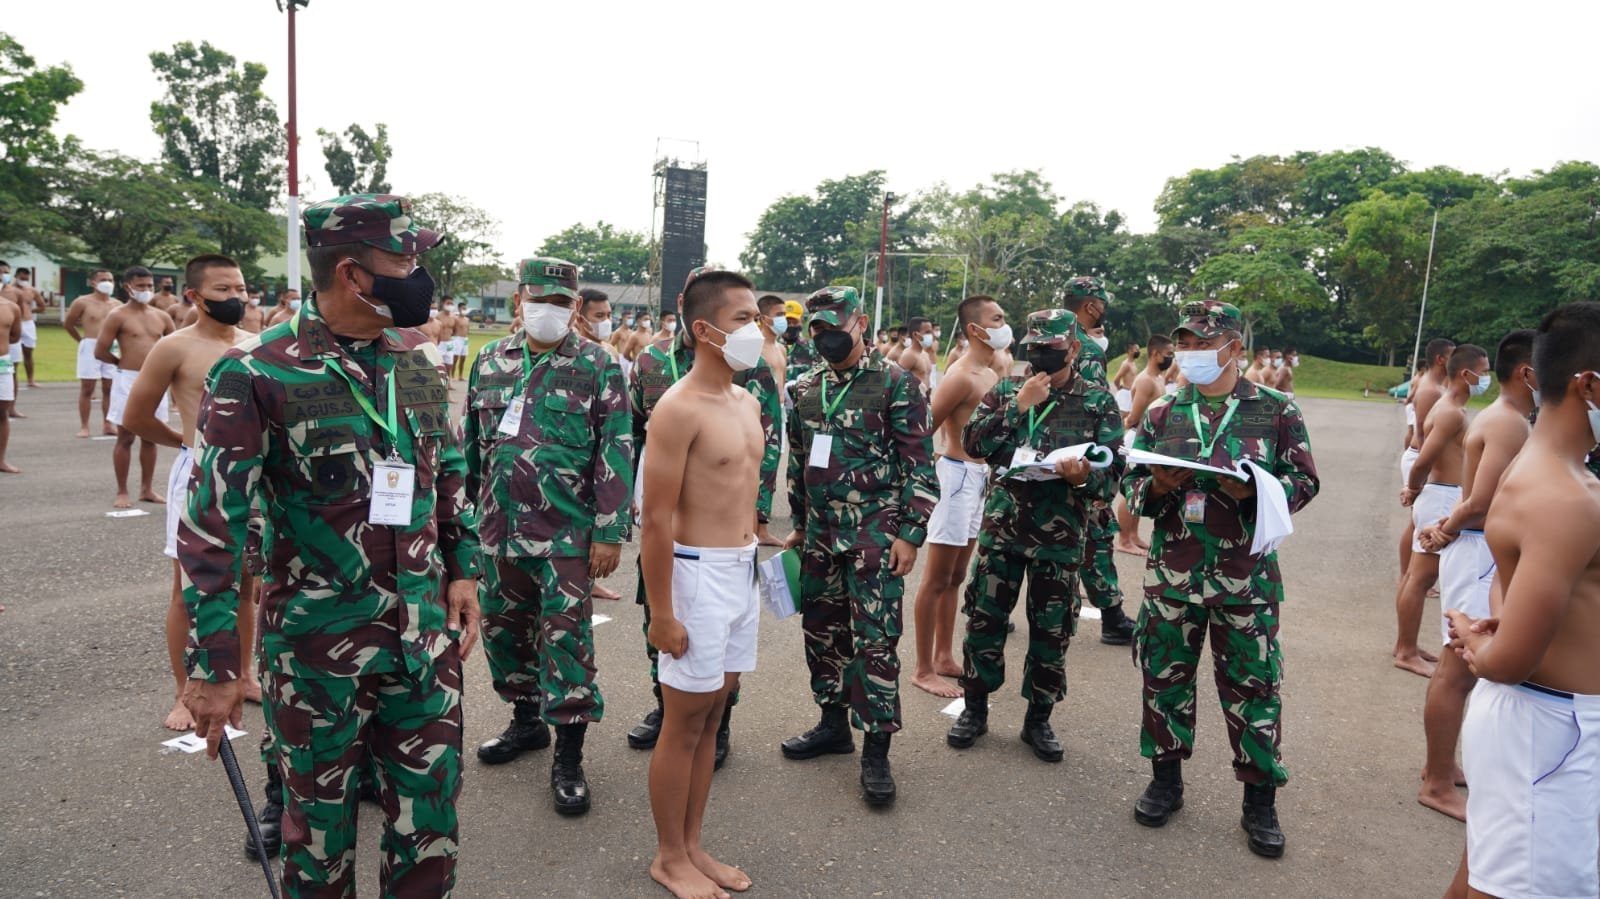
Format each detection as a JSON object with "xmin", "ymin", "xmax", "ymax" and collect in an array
[
  {"xmin": 1122, "ymin": 449, "xmax": 1294, "ymax": 555},
  {"xmin": 1005, "ymin": 443, "xmax": 1116, "ymax": 481}
]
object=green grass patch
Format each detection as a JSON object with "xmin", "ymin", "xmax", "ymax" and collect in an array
[{"xmin": 21, "ymin": 324, "xmax": 83, "ymax": 383}]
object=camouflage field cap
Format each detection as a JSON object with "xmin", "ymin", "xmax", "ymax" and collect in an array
[
  {"xmin": 783, "ymin": 299, "xmax": 805, "ymax": 320},
  {"xmin": 1065, "ymin": 275, "xmax": 1112, "ymax": 303},
  {"xmin": 1172, "ymin": 300, "xmax": 1243, "ymax": 340},
  {"xmin": 301, "ymin": 194, "xmax": 443, "ymax": 254},
  {"xmin": 1020, "ymin": 309, "xmax": 1077, "ymax": 346},
  {"xmin": 806, "ymin": 286, "xmax": 863, "ymax": 328},
  {"xmin": 518, "ymin": 256, "xmax": 580, "ymax": 300}
]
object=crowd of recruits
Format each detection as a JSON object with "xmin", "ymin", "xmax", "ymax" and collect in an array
[{"xmin": 161, "ymin": 191, "xmax": 1326, "ymax": 897}]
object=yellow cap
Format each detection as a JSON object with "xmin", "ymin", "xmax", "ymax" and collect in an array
[{"xmin": 783, "ymin": 300, "xmax": 805, "ymax": 320}]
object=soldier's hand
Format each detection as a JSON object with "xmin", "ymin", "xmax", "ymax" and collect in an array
[
  {"xmin": 1054, "ymin": 456, "xmax": 1091, "ymax": 486},
  {"xmin": 446, "ymin": 578, "xmax": 481, "ymax": 660},
  {"xmin": 1218, "ymin": 475, "xmax": 1255, "ymax": 501},
  {"xmin": 783, "ymin": 530, "xmax": 803, "ymax": 551},
  {"xmin": 183, "ymin": 678, "xmax": 244, "ymax": 761},
  {"xmin": 590, "ymin": 542, "xmax": 622, "ymax": 581},
  {"xmin": 888, "ymin": 538, "xmax": 918, "ymax": 577},
  {"xmin": 1149, "ymin": 465, "xmax": 1194, "ymax": 496},
  {"xmin": 648, "ymin": 617, "xmax": 690, "ymax": 658},
  {"xmin": 1015, "ymin": 372, "xmax": 1052, "ymax": 412}
]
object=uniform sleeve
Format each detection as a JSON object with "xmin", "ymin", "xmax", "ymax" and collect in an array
[
  {"xmin": 963, "ymin": 381, "xmax": 1019, "ymax": 462},
  {"xmin": 787, "ymin": 380, "xmax": 808, "ymax": 526},
  {"xmin": 435, "ymin": 393, "xmax": 480, "ymax": 582},
  {"xmin": 1083, "ymin": 398, "xmax": 1127, "ymax": 504},
  {"xmin": 178, "ymin": 355, "xmax": 263, "ymax": 684},
  {"xmin": 892, "ymin": 370, "xmax": 938, "ymax": 546},
  {"xmin": 743, "ymin": 360, "xmax": 782, "ymax": 523},
  {"xmin": 462, "ymin": 356, "xmax": 483, "ymax": 505},
  {"xmin": 1122, "ymin": 402, "xmax": 1177, "ymax": 519},
  {"xmin": 1274, "ymin": 400, "xmax": 1320, "ymax": 514},
  {"xmin": 592, "ymin": 354, "xmax": 635, "ymax": 544}
]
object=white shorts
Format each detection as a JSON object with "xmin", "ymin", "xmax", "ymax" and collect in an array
[
  {"xmin": 107, "ymin": 368, "xmax": 169, "ymax": 428},
  {"xmin": 1463, "ymin": 679, "xmax": 1600, "ymax": 899},
  {"xmin": 77, "ymin": 339, "xmax": 116, "ymax": 381},
  {"xmin": 1438, "ymin": 530, "xmax": 1494, "ymax": 644},
  {"xmin": 659, "ymin": 542, "xmax": 759, "ymax": 694},
  {"xmin": 0, "ymin": 359, "xmax": 12, "ymax": 401},
  {"xmin": 20, "ymin": 320, "xmax": 37, "ymax": 349},
  {"xmin": 1115, "ymin": 388, "xmax": 1133, "ymax": 413},
  {"xmin": 926, "ymin": 456, "xmax": 988, "ymax": 546},
  {"xmin": 455, "ymin": 336, "xmax": 470, "ymax": 356},
  {"xmin": 1400, "ymin": 446, "xmax": 1420, "ymax": 487},
  {"xmin": 1411, "ymin": 482, "xmax": 1459, "ymax": 555},
  {"xmin": 164, "ymin": 445, "xmax": 194, "ymax": 560},
  {"xmin": 438, "ymin": 344, "xmax": 456, "ymax": 363},
  {"xmin": 5, "ymin": 342, "xmax": 17, "ymax": 363}
]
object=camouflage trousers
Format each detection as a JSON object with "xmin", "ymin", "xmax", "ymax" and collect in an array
[
  {"xmin": 1134, "ymin": 594, "xmax": 1286, "ymax": 786},
  {"xmin": 637, "ymin": 565, "xmax": 740, "ymax": 707},
  {"xmin": 481, "ymin": 555, "xmax": 603, "ymax": 725},
  {"xmin": 261, "ymin": 657, "xmax": 463, "ymax": 897},
  {"xmin": 1079, "ymin": 505, "xmax": 1121, "ymax": 610},
  {"xmin": 801, "ymin": 539, "xmax": 903, "ymax": 734},
  {"xmin": 960, "ymin": 547, "xmax": 1081, "ymax": 705}
]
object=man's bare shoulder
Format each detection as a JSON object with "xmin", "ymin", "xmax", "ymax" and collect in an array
[{"xmin": 1499, "ymin": 452, "xmax": 1600, "ymax": 527}]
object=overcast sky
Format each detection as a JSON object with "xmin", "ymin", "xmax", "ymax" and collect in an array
[{"xmin": 9, "ymin": 1, "xmax": 1599, "ymax": 274}]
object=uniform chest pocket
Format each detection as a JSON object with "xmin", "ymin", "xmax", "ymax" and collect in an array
[
  {"xmin": 472, "ymin": 389, "xmax": 510, "ymax": 439},
  {"xmin": 538, "ymin": 393, "xmax": 591, "ymax": 446},
  {"xmin": 828, "ymin": 406, "xmax": 882, "ymax": 449},
  {"xmin": 287, "ymin": 418, "xmax": 370, "ymax": 504}
]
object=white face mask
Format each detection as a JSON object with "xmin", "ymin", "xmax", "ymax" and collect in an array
[
  {"xmin": 920, "ymin": 333, "xmax": 935, "ymax": 348},
  {"xmin": 1175, "ymin": 347, "xmax": 1231, "ymax": 386},
  {"xmin": 981, "ymin": 324, "xmax": 1013, "ymax": 350},
  {"xmin": 249, "ymin": 297, "xmax": 261, "ymax": 307},
  {"xmin": 1090, "ymin": 334, "xmax": 1110, "ymax": 353},
  {"xmin": 523, "ymin": 302, "xmax": 572, "ymax": 344},
  {"xmin": 289, "ymin": 298, "xmax": 302, "ymax": 312},
  {"xmin": 706, "ymin": 321, "xmax": 765, "ymax": 371},
  {"xmin": 1470, "ymin": 372, "xmax": 1491, "ymax": 397},
  {"xmin": 1272, "ymin": 358, "xmax": 1284, "ymax": 369},
  {"xmin": 428, "ymin": 309, "xmax": 439, "ymax": 319},
  {"xmin": 94, "ymin": 280, "xmax": 115, "ymax": 296},
  {"xmin": 664, "ymin": 320, "xmax": 677, "ymax": 334},
  {"xmin": 638, "ymin": 320, "xmax": 653, "ymax": 332},
  {"xmin": 594, "ymin": 318, "xmax": 614, "ymax": 340},
  {"xmin": 132, "ymin": 289, "xmax": 155, "ymax": 304}
]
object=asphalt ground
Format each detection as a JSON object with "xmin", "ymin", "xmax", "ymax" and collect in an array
[{"xmin": 0, "ymin": 384, "xmax": 1460, "ymax": 897}]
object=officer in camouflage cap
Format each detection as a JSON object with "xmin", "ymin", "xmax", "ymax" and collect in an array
[
  {"xmin": 1122, "ymin": 299, "xmax": 1320, "ymax": 859},
  {"xmin": 1060, "ymin": 275, "xmax": 1136, "ymax": 644},
  {"xmin": 781, "ymin": 285, "xmax": 938, "ymax": 806},
  {"xmin": 946, "ymin": 309, "xmax": 1125, "ymax": 762},
  {"xmin": 180, "ymin": 193, "xmax": 480, "ymax": 895},
  {"xmin": 464, "ymin": 256, "xmax": 633, "ymax": 817}
]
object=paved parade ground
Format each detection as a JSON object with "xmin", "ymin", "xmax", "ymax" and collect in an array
[{"xmin": 0, "ymin": 385, "xmax": 1462, "ymax": 897}]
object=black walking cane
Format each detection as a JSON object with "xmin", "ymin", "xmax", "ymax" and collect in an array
[{"xmin": 218, "ymin": 735, "xmax": 283, "ymax": 899}]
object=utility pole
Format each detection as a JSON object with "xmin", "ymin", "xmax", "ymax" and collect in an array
[
  {"xmin": 872, "ymin": 192, "xmax": 895, "ymax": 336},
  {"xmin": 280, "ymin": 1, "xmax": 310, "ymax": 294},
  {"xmin": 1408, "ymin": 209, "xmax": 1440, "ymax": 372}
]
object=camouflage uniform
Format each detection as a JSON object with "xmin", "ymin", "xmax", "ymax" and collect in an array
[
  {"xmin": 960, "ymin": 310, "xmax": 1126, "ymax": 704},
  {"xmin": 180, "ymin": 194, "xmax": 478, "ymax": 897},
  {"xmin": 1588, "ymin": 445, "xmax": 1600, "ymax": 480},
  {"xmin": 463, "ymin": 257, "xmax": 632, "ymax": 726},
  {"xmin": 1065, "ymin": 276, "xmax": 1123, "ymax": 613},
  {"xmin": 1122, "ymin": 301, "xmax": 1320, "ymax": 787},
  {"xmin": 788, "ymin": 287, "xmax": 938, "ymax": 732},
  {"xmin": 786, "ymin": 334, "xmax": 819, "ymax": 385}
]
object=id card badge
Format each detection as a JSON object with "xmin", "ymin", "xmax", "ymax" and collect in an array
[
  {"xmin": 808, "ymin": 433, "xmax": 834, "ymax": 468},
  {"xmin": 369, "ymin": 456, "xmax": 416, "ymax": 526},
  {"xmin": 497, "ymin": 397, "xmax": 525, "ymax": 437},
  {"xmin": 1009, "ymin": 446, "xmax": 1041, "ymax": 471},
  {"xmin": 1182, "ymin": 490, "xmax": 1206, "ymax": 524}
]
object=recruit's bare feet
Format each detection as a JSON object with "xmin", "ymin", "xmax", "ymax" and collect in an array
[
  {"xmin": 1114, "ymin": 539, "xmax": 1147, "ymax": 556},
  {"xmin": 1393, "ymin": 653, "xmax": 1437, "ymax": 678},
  {"xmin": 1419, "ymin": 648, "xmax": 1440, "ymax": 664},
  {"xmin": 1417, "ymin": 783, "xmax": 1467, "ymax": 821},
  {"xmin": 163, "ymin": 699, "xmax": 195, "ymax": 731},
  {"xmin": 651, "ymin": 855, "xmax": 727, "ymax": 899},
  {"xmin": 113, "ymin": 493, "xmax": 133, "ymax": 510},
  {"xmin": 102, "ymin": 426, "xmax": 116, "ymax": 436},
  {"xmin": 243, "ymin": 677, "xmax": 263, "ymax": 704},
  {"xmin": 0, "ymin": 462, "xmax": 18, "ymax": 474},
  {"xmin": 76, "ymin": 427, "xmax": 90, "ymax": 438},
  {"xmin": 690, "ymin": 848, "xmax": 751, "ymax": 893},
  {"xmin": 139, "ymin": 491, "xmax": 166, "ymax": 505},
  {"xmin": 592, "ymin": 583, "xmax": 622, "ymax": 601},
  {"xmin": 933, "ymin": 656, "xmax": 963, "ymax": 678},
  {"xmin": 9, "ymin": 409, "xmax": 26, "ymax": 419},
  {"xmin": 1454, "ymin": 766, "xmax": 1467, "ymax": 787},
  {"xmin": 910, "ymin": 671, "xmax": 962, "ymax": 698}
]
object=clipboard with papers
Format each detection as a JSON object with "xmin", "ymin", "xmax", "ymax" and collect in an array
[
  {"xmin": 1121, "ymin": 448, "xmax": 1295, "ymax": 556},
  {"xmin": 757, "ymin": 549, "xmax": 803, "ymax": 619}
]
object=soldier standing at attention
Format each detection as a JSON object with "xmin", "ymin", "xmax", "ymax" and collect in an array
[
  {"xmin": 180, "ymin": 194, "xmax": 481, "ymax": 896},
  {"xmin": 1123, "ymin": 301, "xmax": 1319, "ymax": 858},
  {"xmin": 781, "ymin": 286, "xmax": 937, "ymax": 806},
  {"xmin": 946, "ymin": 310, "xmax": 1126, "ymax": 761},
  {"xmin": 464, "ymin": 257, "xmax": 632, "ymax": 817},
  {"xmin": 624, "ymin": 269, "xmax": 784, "ymax": 769}
]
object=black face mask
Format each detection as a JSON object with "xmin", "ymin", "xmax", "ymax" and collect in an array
[
  {"xmin": 352, "ymin": 261, "xmax": 435, "ymax": 328},
  {"xmin": 203, "ymin": 296, "xmax": 245, "ymax": 325},
  {"xmin": 1028, "ymin": 347, "xmax": 1071, "ymax": 376},
  {"xmin": 1158, "ymin": 356, "xmax": 1174, "ymax": 372},
  {"xmin": 815, "ymin": 328, "xmax": 857, "ymax": 364},
  {"xmin": 782, "ymin": 328, "xmax": 800, "ymax": 345}
]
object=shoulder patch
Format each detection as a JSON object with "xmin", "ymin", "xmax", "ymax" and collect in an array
[{"xmin": 211, "ymin": 369, "xmax": 252, "ymax": 402}]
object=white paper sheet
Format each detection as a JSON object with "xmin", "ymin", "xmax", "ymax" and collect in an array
[
  {"xmin": 1005, "ymin": 443, "xmax": 1116, "ymax": 481},
  {"xmin": 592, "ymin": 614, "xmax": 612, "ymax": 625},
  {"xmin": 1122, "ymin": 447, "xmax": 1249, "ymax": 481},
  {"xmin": 106, "ymin": 509, "xmax": 151, "ymax": 519},
  {"xmin": 939, "ymin": 697, "xmax": 994, "ymax": 718},
  {"xmin": 161, "ymin": 725, "xmax": 247, "ymax": 754},
  {"xmin": 1241, "ymin": 459, "xmax": 1294, "ymax": 556}
]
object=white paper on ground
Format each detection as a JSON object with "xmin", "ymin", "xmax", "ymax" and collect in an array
[
  {"xmin": 940, "ymin": 697, "xmax": 995, "ymax": 718},
  {"xmin": 1005, "ymin": 443, "xmax": 1116, "ymax": 481},
  {"xmin": 592, "ymin": 614, "xmax": 612, "ymax": 625},
  {"xmin": 106, "ymin": 509, "xmax": 152, "ymax": 519},
  {"xmin": 162, "ymin": 725, "xmax": 247, "ymax": 753},
  {"xmin": 1240, "ymin": 459, "xmax": 1294, "ymax": 555},
  {"xmin": 1122, "ymin": 447, "xmax": 1249, "ymax": 481},
  {"xmin": 1081, "ymin": 607, "xmax": 1101, "ymax": 621}
]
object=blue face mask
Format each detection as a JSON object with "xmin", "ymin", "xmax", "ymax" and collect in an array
[
  {"xmin": 771, "ymin": 315, "xmax": 789, "ymax": 337},
  {"xmin": 1470, "ymin": 372, "xmax": 1491, "ymax": 397},
  {"xmin": 1175, "ymin": 347, "xmax": 1229, "ymax": 386}
]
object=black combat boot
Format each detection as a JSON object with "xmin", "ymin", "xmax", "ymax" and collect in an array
[
  {"xmin": 477, "ymin": 698, "xmax": 550, "ymax": 764},
  {"xmin": 627, "ymin": 692, "xmax": 664, "ymax": 750},
  {"xmin": 1241, "ymin": 782, "xmax": 1285, "ymax": 858},
  {"xmin": 860, "ymin": 732, "xmax": 896, "ymax": 806},
  {"xmin": 781, "ymin": 704, "xmax": 855, "ymax": 760},
  {"xmin": 1020, "ymin": 702, "xmax": 1063, "ymax": 763},
  {"xmin": 713, "ymin": 701, "xmax": 734, "ymax": 771},
  {"xmin": 945, "ymin": 689, "xmax": 989, "ymax": 749},
  {"xmin": 1134, "ymin": 760, "xmax": 1185, "ymax": 827},
  {"xmin": 1099, "ymin": 604, "xmax": 1135, "ymax": 645},
  {"xmin": 551, "ymin": 723, "xmax": 591, "ymax": 816},
  {"xmin": 244, "ymin": 760, "xmax": 284, "ymax": 861}
]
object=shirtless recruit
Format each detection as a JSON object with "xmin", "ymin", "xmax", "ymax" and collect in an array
[
  {"xmin": 1396, "ymin": 344, "xmax": 1488, "ymax": 677},
  {"xmin": 1114, "ymin": 334, "xmax": 1175, "ymax": 555},
  {"xmin": 0, "ymin": 295, "xmax": 20, "ymax": 472},
  {"xmin": 898, "ymin": 316, "xmax": 936, "ymax": 390},
  {"xmin": 96, "ymin": 266, "xmax": 176, "ymax": 508},
  {"xmin": 62, "ymin": 269, "xmax": 122, "ymax": 437},
  {"xmin": 910, "ymin": 296, "xmax": 1006, "ymax": 697},
  {"xmin": 1, "ymin": 265, "xmax": 46, "ymax": 391},
  {"xmin": 121, "ymin": 254, "xmax": 259, "ymax": 728},
  {"xmin": 640, "ymin": 271, "xmax": 763, "ymax": 899},
  {"xmin": 1399, "ymin": 339, "xmax": 1456, "ymax": 578},
  {"xmin": 1444, "ymin": 302, "xmax": 1600, "ymax": 899},
  {"xmin": 1415, "ymin": 330, "xmax": 1536, "ymax": 820}
]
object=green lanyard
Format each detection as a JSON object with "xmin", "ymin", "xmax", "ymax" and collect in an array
[
  {"xmin": 1192, "ymin": 396, "xmax": 1241, "ymax": 458},
  {"xmin": 291, "ymin": 308, "xmax": 398, "ymax": 442},
  {"xmin": 518, "ymin": 340, "xmax": 555, "ymax": 393},
  {"xmin": 1026, "ymin": 399, "xmax": 1058, "ymax": 447},
  {"xmin": 819, "ymin": 372, "xmax": 858, "ymax": 429}
]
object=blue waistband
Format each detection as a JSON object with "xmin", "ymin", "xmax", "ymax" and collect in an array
[{"xmin": 1518, "ymin": 681, "xmax": 1575, "ymax": 702}]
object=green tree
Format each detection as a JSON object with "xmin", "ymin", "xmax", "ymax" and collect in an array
[
  {"xmin": 45, "ymin": 145, "xmax": 203, "ymax": 270},
  {"xmin": 1155, "ymin": 154, "xmax": 1304, "ymax": 233},
  {"xmin": 0, "ymin": 33, "xmax": 82, "ymax": 251},
  {"xmin": 537, "ymin": 221, "xmax": 649, "ymax": 284},
  {"xmin": 1333, "ymin": 191, "xmax": 1432, "ymax": 365},
  {"xmin": 1294, "ymin": 147, "xmax": 1405, "ymax": 221},
  {"xmin": 316, "ymin": 122, "xmax": 391, "ymax": 195},
  {"xmin": 410, "ymin": 192, "xmax": 498, "ymax": 297},
  {"xmin": 740, "ymin": 171, "xmax": 887, "ymax": 292},
  {"xmin": 1191, "ymin": 224, "xmax": 1327, "ymax": 345}
]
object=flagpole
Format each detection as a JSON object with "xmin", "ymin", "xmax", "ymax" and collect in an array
[{"xmin": 1408, "ymin": 209, "xmax": 1439, "ymax": 371}]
